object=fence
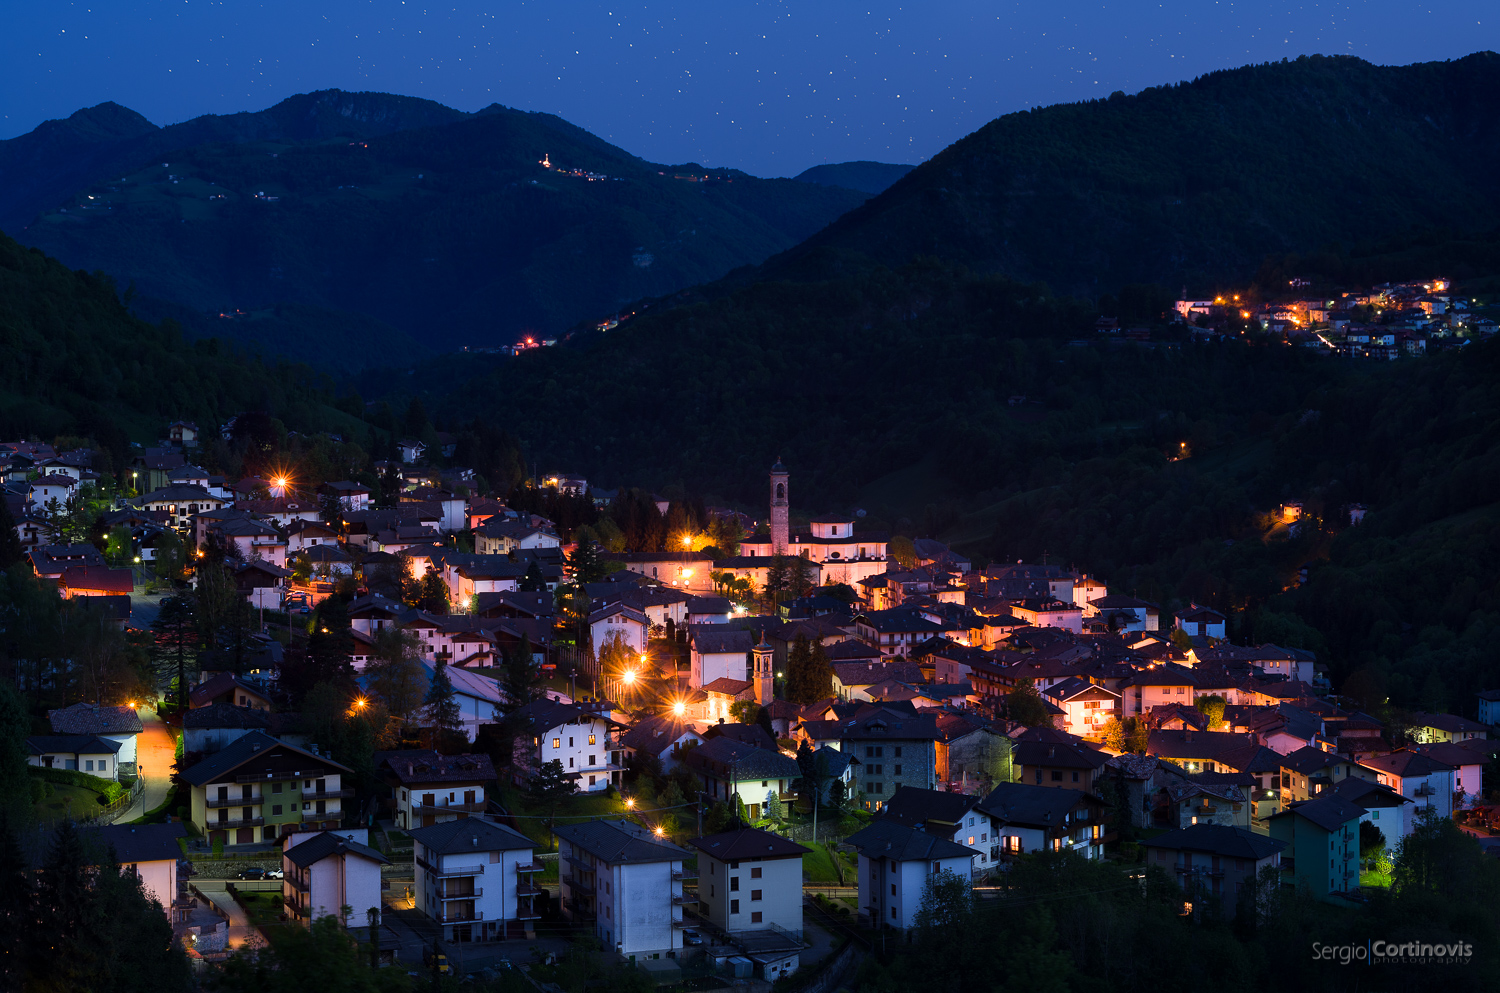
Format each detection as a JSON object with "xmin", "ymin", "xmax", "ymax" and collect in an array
[
  {"xmin": 227, "ymin": 879, "xmax": 283, "ymax": 893},
  {"xmin": 77, "ymin": 779, "xmax": 145, "ymax": 827}
]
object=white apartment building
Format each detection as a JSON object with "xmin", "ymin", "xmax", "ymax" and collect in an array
[
  {"xmin": 554, "ymin": 819, "xmax": 691, "ymax": 959},
  {"xmin": 381, "ymin": 750, "xmax": 496, "ymax": 829},
  {"xmin": 410, "ymin": 817, "xmax": 541, "ymax": 942},
  {"xmin": 844, "ymin": 820, "xmax": 973, "ymax": 931},
  {"xmin": 510, "ymin": 698, "xmax": 624, "ymax": 793},
  {"xmin": 281, "ymin": 829, "xmax": 390, "ymax": 926},
  {"xmin": 689, "ymin": 826, "xmax": 808, "ymax": 936}
]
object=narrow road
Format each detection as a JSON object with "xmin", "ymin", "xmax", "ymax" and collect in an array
[
  {"xmin": 195, "ymin": 881, "xmax": 256, "ymax": 948},
  {"xmin": 113, "ymin": 707, "xmax": 176, "ymax": 823}
]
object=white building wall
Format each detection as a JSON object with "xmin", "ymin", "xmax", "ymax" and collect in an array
[
  {"xmin": 606, "ymin": 860, "xmax": 680, "ymax": 956},
  {"xmin": 539, "ymin": 717, "xmax": 617, "ymax": 792},
  {"xmin": 129, "ymin": 858, "xmax": 177, "ymax": 915},
  {"xmin": 106, "ymin": 732, "xmax": 138, "ymax": 766},
  {"xmin": 858, "ymin": 854, "xmax": 971, "ymax": 930}
]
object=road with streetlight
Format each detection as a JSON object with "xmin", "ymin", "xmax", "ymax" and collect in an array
[{"xmin": 112, "ymin": 705, "xmax": 177, "ymax": 823}]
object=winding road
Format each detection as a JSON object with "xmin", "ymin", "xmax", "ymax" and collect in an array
[{"xmin": 113, "ymin": 706, "xmax": 177, "ymax": 823}]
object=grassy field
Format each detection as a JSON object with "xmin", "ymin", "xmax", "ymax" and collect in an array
[
  {"xmin": 1359, "ymin": 869, "xmax": 1392, "ymax": 889},
  {"xmin": 34, "ymin": 783, "xmax": 111, "ymax": 825},
  {"xmin": 495, "ymin": 785, "xmax": 631, "ymax": 848},
  {"xmin": 802, "ymin": 843, "xmax": 854, "ymax": 884}
]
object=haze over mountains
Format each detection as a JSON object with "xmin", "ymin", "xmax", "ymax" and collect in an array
[{"xmin": 0, "ymin": 90, "xmax": 878, "ymax": 365}]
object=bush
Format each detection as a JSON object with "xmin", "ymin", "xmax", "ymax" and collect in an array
[
  {"xmin": 212, "ymin": 836, "xmax": 224, "ymax": 857},
  {"xmin": 28, "ymin": 766, "xmax": 119, "ymax": 793}
]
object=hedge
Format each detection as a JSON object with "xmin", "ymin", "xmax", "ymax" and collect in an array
[{"xmin": 29, "ymin": 765, "xmax": 120, "ymax": 795}]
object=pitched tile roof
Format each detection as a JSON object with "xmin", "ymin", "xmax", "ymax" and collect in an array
[
  {"xmin": 843, "ymin": 819, "xmax": 974, "ymax": 862},
  {"xmin": 553, "ymin": 819, "xmax": 689, "ymax": 863},
  {"xmin": 180, "ymin": 730, "xmax": 351, "ymax": 786},
  {"xmin": 379, "ymin": 750, "xmax": 495, "ymax": 785},
  {"xmin": 48, "ymin": 703, "xmax": 143, "ymax": 736},
  {"xmin": 83, "ymin": 822, "xmax": 187, "ymax": 864},
  {"xmin": 408, "ymin": 816, "xmax": 535, "ymax": 854},
  {"xmin": 688, "ymin": 826, "xmax": 810, "ymax": 861},
  {"xmin": 284, "ymin": 830, "xmax": 391, "ymax": 868},
  {"xmin": 1141, "ymin": 824, "xmax": 1285, "ymax": 860},
  {"xmin": 27, "ymin": 734, "xmax": 123, "ymax": 755}
]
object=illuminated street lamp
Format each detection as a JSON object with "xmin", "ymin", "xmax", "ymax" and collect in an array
[
  {"xmin": 622, "ymin": 669, "xmax": 637, "ymax": 686},
  {"xmin": 625, "ymin": 797, "xmax": 636, "ymax": 810},
  {"xmin": 672, "ymin": 700, "xmax": 686, "ymax": 717}
]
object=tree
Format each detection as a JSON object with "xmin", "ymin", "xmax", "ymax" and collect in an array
[
  {"xmin": 424, "ymin": 660, "xmax": 465, "ymax": 750},
  {"xmin": 889, "ymin": 535, "xmax": 917, "ymax": 568},
  {"xmin": 1170, "ymin": 627, "xmax": 1194, "ymax": 651},
  {"xmin": 1359, "ymin": 819, "xmax": 1386, "ymax": 860},
  {"xmin": 1198, "ymin": 694, "xmax": 1226, "ymax": 729},
  {"xmin": 366, "ymin": 628, "xmax": 426, "ymax": 726},
  {"xmin": 1005, "ymin": 679, "xmax": 1054, "ymax": 727},
  {"xmin": 153, "ymin": 527, "xmax": 184, "ymax": 586},
  {"xmin": 318, "ymin": 490, "xmax": 344, "ymax": 533},
  {"xmin": 729, "ymin": 700, "xmax": 760, "ymax": 724},
  {"xmin": 567, "ymin": 535, "xmax": 607, "ymax": 584},
  {"xmin": 525, "ymin": 759, "xmax": 575, "ymax": 834},
  {"xmin": 0, "ymin": 498, "xmax": 23, "ymax": 570},
  {"xmin": 765, "ymin": 789, "xmax": 783, "ymax": 822},
  {"xmin": 502, "ymin": 633, "xmax": 541, "ymax": 712},
  {"xmin": 518, "ymin": 560, "xmax": 547, "ymax": 593},
  {"xmin": 151, "ymin": 593, "xmax": 198, "ymax": 710},
  {"xmin": 416, "ymin": 569, "xmax": 449, "ymax": 613},
  {"xmin": 785, "ymin": 635, "xmax": 833, "ymax": 705}
]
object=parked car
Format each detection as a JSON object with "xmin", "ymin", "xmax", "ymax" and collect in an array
[
  {"xmin": 682, "ymin": 928, "xmax": 704, "ymax": 946},
  {"xmin": 266, "ymin": 867, "xmax": 284, "ymax": 880},
  {"xmin": 236, "ymin": 867, "xmax": 269, "ymax": 881}
]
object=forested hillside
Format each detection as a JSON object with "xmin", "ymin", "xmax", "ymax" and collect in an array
[
  {"xmin": 0, "ymin": 231, "xmax": 366, "ymax": 457},
  {"xmin": 8, "ymin": 91, "xmax": 868, "ymax": 356},
  {"xmin": 771, "ymin": 53, "xmax": 1500, "ymax": 296}
]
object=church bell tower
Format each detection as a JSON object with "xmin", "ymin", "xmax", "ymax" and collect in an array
[
  {"xmin": 752, "ymin": 634, "xmax": 775, "ymax": 706},
  {"xmin": 769, "ymin": 457, "xmax": 789, "ymax": 554}
]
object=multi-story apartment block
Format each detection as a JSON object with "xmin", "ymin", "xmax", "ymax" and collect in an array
[
  {"xmin": 281, "ymin": 829, "xmax": 389, "ymax": 926},
  {"xmin": 844, "ymin": 820, "xmax": 973, "ymax": 931},
  {"xmin": 182, "ymin": 731, "xmax": 353, "ymax": 847},
  {"xmin": 409, "ymin": 817, "xmax": 541, "ymax": 942},
  {"xmin": 554, "ymin": 819, "xmax": 691, "ymax": 959}
]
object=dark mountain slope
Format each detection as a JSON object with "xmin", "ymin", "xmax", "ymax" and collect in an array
[
  {"xmin": 0, "ymin": 231, "xmax": 364, "ymax": 452},
  {"xmin": 0, "ymin": 90, "xmax": 467, "ymax": 234},
  {"xmin": 10, "ymin": 95, "xmax": 866, "ymax": 353},
  {"xmin": 769, "ymin": 53, "xmax": 1500, "ymax": 296},
  {"xmin": 795, "ymin": 161, "xmax": 914, "ymax": 196}
]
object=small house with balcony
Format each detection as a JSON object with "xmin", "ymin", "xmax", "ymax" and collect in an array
[
  {"xmin": 281, "ymin": 829, "xmax": 389, "ymax": 926},
  {"xmin": 843, "ymin": 819, "xmax": 974, "ymax": 931},
  {"xmin": 509, "ymin": 698, "xmax": 625, "ymax": 793},
  {"xmin": 683, "ymin": 736, "xmax": 801, "ymax": 820},
  {"xmin": 378, "ymin": 749, "xmax": 495, "ymax": 828},
  {"xmin": 1140, "ymin": 824, "xmax": 1285, "ymax": 920},
  {"xmin": 553, "ymin": 819, "xmax": 692, "ymax": 959},
  {"xmin": 182, "ymin": 731, "xmax": 354, "ymax": 847},
  {"xmin": 1358, "ymin": 750, "xmax": 1457, "ymax": 820},
  {"xmin": 975, "ymin": 781, "xmax": 1108, "ymax": 860},
  {"xmin": 410, "ymin": 817, "xmax": 541, "ymax": 943},
  {"xmin": 1042, "ymin": 677, "xmax": 1121, "ymax": 738}
]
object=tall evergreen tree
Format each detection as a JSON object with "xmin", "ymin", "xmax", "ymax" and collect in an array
[
  {"xmin": 0, "ymin": 498, "xmax": 23, "ymax": 570},
  {"xmin": 503, "ymin": 633, "xmax": 540, "ymax": 712},
  {"xmin": 424, "ymin": 660, "xmax": 464, "ymax": 748},
  {"xmin": 151, "ymin": 593, "xmax": 197, "ymax": 710},
  {"xmin": 518, "ymin": 559, "xmax": 547, "ymax": 592},
  {"xmin": 567, "ymin": 535, "xmax": 607, "ymax": 584}
]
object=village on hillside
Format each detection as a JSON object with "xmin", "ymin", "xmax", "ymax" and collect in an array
[
  {"xmin": 6, "ymin": 427, "xmax": 1497, "ymax": 984},
  {"xmin": 1164, "ymin": 277, "xmax": 1497, "ymax": 356}
]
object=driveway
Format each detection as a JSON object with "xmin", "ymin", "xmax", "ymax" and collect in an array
[
  {"xmin": 113, "ymin": 706, "xmax": 177, "ymax": 823},
  {"xmin": 195, "ymin": 881, "xmax": 256, "ymax": 948}
]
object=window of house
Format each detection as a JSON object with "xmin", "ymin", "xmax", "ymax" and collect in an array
[
  {"xmin": 569, "ymin": 758, "xmax": 574, "ymax": 767},
  {"xmin": 894, "ymin": 747, "xmax": 902, "ymax": 757},
  {"xmin": 84, "ymin": 760, "xmax": 93, "ymax": 771},
  {"xmin": 891, "ymin": 908, "xmax": 897, "ymax": 920},
  {"xmin": 751, "ymin": 912, "xmax": 763, "ymax": 923},
  {"xmin": 1051, "ymin": 771, "xmax": 1063, "ymax": 781},
  {"xmin": 272, "ymin": 805, "xmax": 283, "ymax": 815},
  {"xmin": 589, "ymin": 755, "xmax": 596, "ymax": 766},
  {"xmin": 890, "ymin": 883, "xmax": 897, "ymax": 896},
  {"xmin": 751, "ymin": 890, "xmax": 762, "ymax": 901},
  {"xmin": 730, "ymin": 877, "xmax": 739, "ymax": 891},
  {"xmin": 894, "ymin": 765, "xmax": 902, "ymax": 776},
  {"xmin": 274, "ymin": 782, "xmax": 283, "ymax": 794},
  {"xmin": 550, "ymin": 738, "xmax": 558, "ymax": 749},
  {"xmin": 1072, "ymin": 772, "xmax": 1080, "ymax": 782},
  {"xmin": 730, "ymin": 900, "xmax": 740, "ymax": 914},
  {"xmin": 490, "ymin": 852, "xmax": 502, "ymax": 863},
  {"xmin": 589, "ymin": 734, "xmax": 596, "ymax": 745}
]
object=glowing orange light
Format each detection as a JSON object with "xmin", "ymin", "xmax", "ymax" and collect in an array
[
  {"xmin": 622, "ymin": 669, "xmax": 637, "ymax": 686},
  {"xmin": 682, "ymin": 535, "xmax": 693, "ymax": 548},
  {"xmin": 354, "ymin": 697, "xmax": 367, "ymax": 709},
  {"xmin": 672, "ymin": 700, "xmax": 686, "ymax": 717},
  {"xmin": 653, "ymin": 826, "xmax": 665, "ymax": 837},
  {"xmin": 625, "ymin": 797, "xmax": 636, "ymax": 809}
]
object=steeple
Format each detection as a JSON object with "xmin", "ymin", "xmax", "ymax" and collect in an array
[
  {"xmin": 752, "ymin": 633, "xmax": 774, "ymax": 706},
  {"xmin": 769, "ymin": 457, "xmax": 789, "ymax": 554}
]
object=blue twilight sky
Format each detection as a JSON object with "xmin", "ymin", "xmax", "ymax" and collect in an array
[{"xmin": 2, "ymin": 1, "xmax": 1495, "ymax": 177}]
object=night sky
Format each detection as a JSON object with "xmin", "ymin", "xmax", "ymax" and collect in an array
[{"xmin": 4, "ymin": 1, "xmax": 1495, "ymax": 176}]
